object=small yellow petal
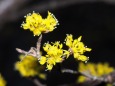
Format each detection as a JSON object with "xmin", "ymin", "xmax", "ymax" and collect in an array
[
  {"xmin": 78, "ymin": 55, "xmax": 89, "ymax": 61},
  {"xmin": 78, "ymin": 36, "xmax": 82, "ymax": 41},
  {"xmin": 47, "ymin": 64, "xmax": 53, "ymax": 70},
  {"xmin": 85, "ymin": 48, "xmax": 92, "ymax": 51},
  {"xmin": 39, "ymin": 56, "xmax": 46, "ymax": 65}
]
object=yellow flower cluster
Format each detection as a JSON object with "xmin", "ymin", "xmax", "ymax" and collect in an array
[
  {"xmin": 0, "ymin": 74, "xmax": 6, "ymax": 86},
  {"xmin": 21, "ymin": 11, "xmax": 58, "ymax": 36},
  {"xmin": 39, "ymin": 41, "xmax": 70, "ymax": 70},
  {"xmin": 65, "ymin": 34, "xmax": 91, "ymax": 62},
  {"xmin": 15, "ymin": 55, "xmax": 46, "ymax": 79},
  {"xmin": 19, "ymin": 11, "xmax": 92, "ymax": 71},
  {"xmin": 77, "ymin": 62, "xmax": 114, "ymax": 83}
]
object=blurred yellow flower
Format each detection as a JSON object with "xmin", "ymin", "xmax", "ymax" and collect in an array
[
  {"xmin": 15, "ymin": 55, "xmax": 46, "ymax": 79},
  {"xmin": 39, "ymin": 41, "xmax": 70, "ymax": 70},
  {"xmin": 65, "ymin": 34, "xmax": 91, "ymax": 62},
  {"xmin": 21, "ymin": 11, "xmax": 58, "ymax": 36},
  {"xmin": 0, "ymin": 74, "xmax": 6, "ymax": 86},
  {"xmin": 77, "ymin": 62, "xmax": 114, "ymax": 84}
]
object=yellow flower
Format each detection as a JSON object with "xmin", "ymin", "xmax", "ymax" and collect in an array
[
  {"xmin": 39, "ymin": 41, "xmax": 70, "ymax": 70},
  {"xmin": 65, "ymin": 34, "xmax": 91, "ymax": 62},
  {"xmin": 0, "ymin": 74, "xmax": 6, "ymax": 86},
  {"xmin": 77, "ymin": 62, "xmax": 114, "ymax": 84},
  {"xmin": 21, "ymin": 11, "xmax": 58, "ymax": 36},
  {"xmin": 15, "ymin": 55, "xmax": 46, "ymax": 79}
]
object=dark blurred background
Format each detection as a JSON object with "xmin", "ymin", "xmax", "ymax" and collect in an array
[{"xmin": 0, "ymin": 0, "xmax": 115, "ymax": 86}]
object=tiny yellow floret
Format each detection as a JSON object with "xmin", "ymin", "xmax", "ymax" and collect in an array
[{"xmin": 21, "ymin": 11, "xmax": 58, "ymax": 36}]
